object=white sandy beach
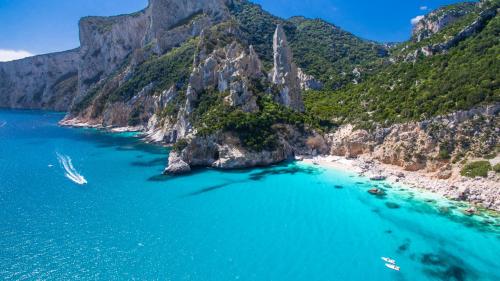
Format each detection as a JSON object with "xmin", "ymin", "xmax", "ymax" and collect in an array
[{"xmin": 301, "ymin": 155, "xmax": 500, "ymax": 212}]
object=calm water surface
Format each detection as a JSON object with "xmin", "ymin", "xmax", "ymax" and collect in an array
[{"xmin": 0, "ymin": 110, "xmax": 499, "ymax": 280}]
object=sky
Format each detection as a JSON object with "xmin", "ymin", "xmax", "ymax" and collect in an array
[{"xmin": 0, "ymin": 0, "xmax": 470, "ymax": 61}]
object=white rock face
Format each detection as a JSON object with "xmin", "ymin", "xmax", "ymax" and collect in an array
[
  {"xmin": 412, "ymin": 2, "xmax": 476, "ymax": 42},
  {"xmin": 0, "ymin": 49, "xmax": 79, "ymax": 111},
  {"xmin": 328, "ymin": 105, "xmax": 499, "ymax": 173},
  {"xmin": 165, "ymin": 151, "xmax": 191, "ymax": 174},
  {"xmin": 164, "ymin": 132, "xmax": 295, "ymax": 174},
  {"xmin": 297, "ymin": 68, "xmax": 323, "ymax": 90},
  {"xmin": 270, "ymin": 25, "xmax": 305, "ymax": 112},
  {"xmin": 74, "ymin": 0, "xmax": 232, "ymax": 107},
  {"xmin": 148, "ymin": 0, "xmax": 231, "ymax": 53},
  {"xmin": 155, "ymin": 30, "xmax": 266, "ymax": 143},
  {"xmin": 76, "ymin": 11, "xmax": 150, "ymax": 104}
]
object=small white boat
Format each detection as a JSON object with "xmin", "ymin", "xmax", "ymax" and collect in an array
[
  {"xmin": 381, "ymin": 257, "xmax": 396, "ymax": 264},
  {"xmin": 385, "ymin": 263, "xmax": 400, "ymax": 271}
]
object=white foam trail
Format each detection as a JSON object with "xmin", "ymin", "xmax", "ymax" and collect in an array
[
  {"xmin": 0, "ymin": 121, "xmax": 6, "ymax": 128},
  {"xmin": 56, "ymin": 153, "xmax": 87, "ymax": 185}
]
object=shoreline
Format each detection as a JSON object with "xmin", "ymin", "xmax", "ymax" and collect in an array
[
  {"xmin": 59, "ymin": 118, "xmax": 145, "ymax": 133},
  {"xmin": 300, "ymin": 155, "xmax": 500, "ymax": 212},
  {"xmin": 60, "ymin": 117, "xmax": 499, "ymax": 212}
]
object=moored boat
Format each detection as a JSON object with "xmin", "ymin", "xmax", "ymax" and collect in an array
[
  {"xmin": 381, "ymin": 257, "xmax": 396, "ymax": 264},
  {"xmin": 385, "ymin": 263, "xmax": 400, "ymax": 271}
]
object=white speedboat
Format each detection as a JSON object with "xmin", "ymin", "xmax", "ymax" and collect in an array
[
  {"xmin": 385, "ymin": 263, "xmax": 400, "ymax": 271},
  {"xmin": 381, "ymin": 257, "xmax": 396, "ymax": 264}
]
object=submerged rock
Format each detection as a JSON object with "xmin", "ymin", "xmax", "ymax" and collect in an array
[
  {"xmin": 368, "ymin": 188, "xmax": 386, "ymax": 196},
  {"xmin": 370, "ymin": 175, "xmax": 387, "ymax": 181}
]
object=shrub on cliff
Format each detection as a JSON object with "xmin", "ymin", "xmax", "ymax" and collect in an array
[
  {"xmin": 304, "ymin": 10, "xmax": 500, "ymax": 127},
  {"xmin": 460, "ymin": 161, "xmax": 492, "ymax": 178},
  {"xmin": 172, "ymin": 139, "xmax": 189, "ymax": 153},
  {"xmin": 493, "ymin": 163, "xmax": 500, "ymax": 173}
]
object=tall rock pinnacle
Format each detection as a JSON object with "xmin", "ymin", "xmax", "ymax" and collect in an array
[{"xmin": 271, "ymin": 24, "xmax": 305, "ymax": 112}]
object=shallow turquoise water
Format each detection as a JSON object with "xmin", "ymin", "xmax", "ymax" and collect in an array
[{"xmin": 0, "ymin": 110, "xmax": 499, "ymax": 281}]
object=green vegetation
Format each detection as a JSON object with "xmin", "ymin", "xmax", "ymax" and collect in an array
[
  {"xmin": 288, "ymin": 17, "xmax": 388, "ymax": 89},
  {"xmin": 460, "ymin": 161, "xmax": 492, "ymax": 177},
  {"xmin": 109, "ymin": 39, "xmax": 198, "ymax": 103},
  {"xmin": 404, "ymin": 2, "xmax": 478, "ymax": 50},
  {"xmin": 72, "ymin": 0, "xmax": 498, "ymax": 154},
  {"xmin": 438, "ymin": 144, "xmax": 452, "ymax": 160},
  {"xmin": 170, "ymin": 10, "xmax": 205, "ymax": 29},
  {"xmin": 229, "ymin": 0, "xmax": 388, "ymax": 89},
  {"xmin": 189, "ymin": 83, "xmax": 331, "ymax": 151},
  {"xmin": 493, "ymin": 163, "xmax": 500, "ymax": 173},
  {"xmin": 172, "ymin": 139, "xmax": 189, "ymax": 152},
  {"xmin": 304, "ymin": 13, "xmax": 500, "ymax": 127},
  {"xmin": 158, "ymin": 90, "xmax": 186, "ymax": 120},
  {"xmin": 484, "ymin": 152, "xmax": 497, "ymax": 159}
]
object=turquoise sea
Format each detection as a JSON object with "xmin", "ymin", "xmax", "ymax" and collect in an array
[{"xmin": 0, "ymin": 110, "xmax": 499, "ymax": 281}]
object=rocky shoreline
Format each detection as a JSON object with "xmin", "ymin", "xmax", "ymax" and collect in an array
[
  {"xmin": 61, "ymin": 115, "xmax": 500, "ymax": 212},
  {"xmin": 60, "ymin": 105, "xmax": 500, "ymax": 212},
  {"xmin": 59, "ymin": 118, "xmax": 144, "ymax": 134},
  {"xmin": 301, "ymin": 155, "xmax": 500, "ymax": 212}
]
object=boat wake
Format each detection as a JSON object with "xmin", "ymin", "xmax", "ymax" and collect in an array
[
  {"xmin": 57, "ymin": 153, "xmax": 87, "ymax": 185},
  {"xmin": 0, "ymin": 121, "xmax": 6, "ymax": 128}
]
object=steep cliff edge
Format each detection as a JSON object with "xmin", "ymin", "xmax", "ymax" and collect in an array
[
  {"xmin": 75, "ymin": 0, "xmax": 232, "ymax": 107},
  {"xmin": 412, "ymin": 2, "xmax": 477, "ymax": 42},
  {"xmin": 1, "ymin": 0, "xmax": 497, "ymax": 200},
  {"xmin": 1, "ymin": 0, "xmax": 383, "ymax": 114},
  {"xmin": 0, "ymin": 49, "xmax": 80, "ymax": 111},
  {"xmin": 163, "ymin": 24, "xmax": 320, "ymax": 173}
]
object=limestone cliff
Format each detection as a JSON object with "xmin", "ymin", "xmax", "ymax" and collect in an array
[
  {"xmin": 270, "ymin": 25, "xmax": 305, "ymax": 112},
  {"xmin": 328, "ymin": 105, "xmax": 499, "ymax": 178},
  {"xmin": 147, "ymin": 0, "xmax": 231, "ymax": 53},
  {"xmin": 403, "ymin": 0, "xmax": 498, "ymax": 61},
  {"xmin": 0, "ymin": 49, "xmax": 79, "ymax": 111},
  {"xmin": 153, "ymin": 24, "xmax": 315, "ymax": 173},
  {"xmin": 75, "ymin": 0, "xmax": 232, "ymax": 106},
  {"xmin": 3, "ymin": 0, "xmax": 495, "ymax": 183},
  {"xmin": 76, "ymin": 11, "xmax": 150, "ymax": 103},
  {"xmin": 412, "ymin": 2, "xmax": 477, "ymax": 42}
]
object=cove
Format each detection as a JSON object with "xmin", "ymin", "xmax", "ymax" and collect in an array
[{"xmin": 0, "ymin": 110, "xmax": 499, "ymax": 281}]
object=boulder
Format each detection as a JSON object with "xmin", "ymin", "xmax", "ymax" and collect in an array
[{"xmin": 164, "ymin": 152, "xmax": 191, "ymax": 174}]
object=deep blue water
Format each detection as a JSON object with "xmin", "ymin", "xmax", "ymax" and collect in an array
[{"xmin": 0, "ymin": 110, "xmax": 499, "ymax": 281}]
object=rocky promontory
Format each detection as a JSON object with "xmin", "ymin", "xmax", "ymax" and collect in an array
[
  {"xmin": 1, "ymin": 0, "xmax": 498, "ymax": 210},
  {"xmin": 0, "ymin": 49, "xmax": 79, "ymax": 111}
]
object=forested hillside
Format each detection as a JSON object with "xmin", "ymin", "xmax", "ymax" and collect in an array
[{"xmin": 305, "ymin": 0, "xmax": 499, "ymax": 128}]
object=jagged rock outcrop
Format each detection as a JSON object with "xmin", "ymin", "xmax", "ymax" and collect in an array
[
  {"xmin": 166, "ymin": 132, "xmax": 292, "ymax": 173},
  {"xmin": 76, "ymin": 11, "xmax": 150, "ymax": 103},
  {"xmin": 270, "ymin": 25, "xmax": 305, "ymax": 112},
  {"xmin": 0, "ymin": 49, "xmax": 79, "ymax": 111},
  {"xmin": 146, "ymin": 25, "xmax": 266, "ymax": 144},
  {"xmin": 165, "ymin": 151, "xmax": 191, "ymax": 174},
  {"xmin": 328, "ymin": 105, "xmax": 499, "ymax": 175},
  {"xmin": 165, "ymin": 124, "xmax": 321, "ymax": 174},
  {"xmin": 423, "ymin": 6, "xmax": 497, "ymax": 55},
  {"xmin": 405, "ymin": 2, "xmax": 498, "ymax": 61},
  {"xmin": 297, "ymin": 68, "xmax": 323, "ymax": 90},
  {"xmin": 412, "ymin": 2, "xmax": 477, "ymax": 42},
  {"xmin": 75, "ymin": 0, "xmax": 232, "ymax": 106},
  {"xmin": 147, "ymin": 0, "xmax": 231, "ymax": 53}
]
